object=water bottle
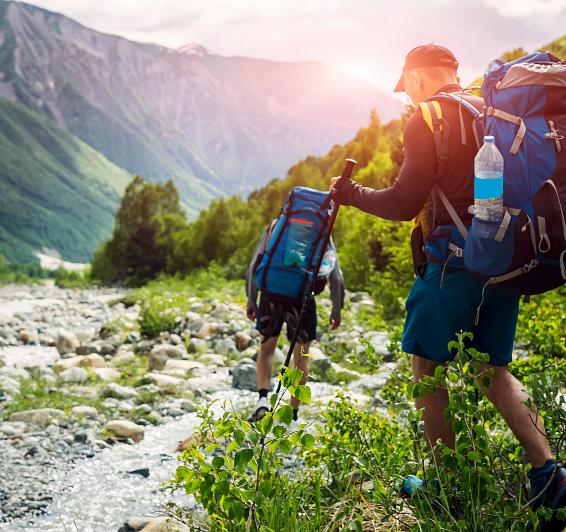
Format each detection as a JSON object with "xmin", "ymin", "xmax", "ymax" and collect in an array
[{"xmin": 473, "ymin": 135, "xmax": 504, "ymax": 222}]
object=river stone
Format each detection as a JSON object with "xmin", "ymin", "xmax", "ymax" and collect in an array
[
  {"xmin": 93, "ymin": 367, "xmax": 121, "ymax": 382},
  {"xmin": 169, "ymin": 333, "xmax": 182, "ymax": 345},
  {"xmin": 0, "ymin": 375, "xmax": 21, "ymax": 396},
  {"xmin": 141, "ymin": 517, "xmax": 190, "ymax": 531},
  {"xmin": 309, "ymin": 346, "xmax": 331, "ymax": 375},
  {"xmin": 79, "ymin": 353, "xmax": 107, "ymax": 369},
  {"xmin": 71, "ymin": 405, "xmax": 98, "ymax": 418},
  {"xmin": 350, "ymin": 291, "xmax": 370, "ymax": 303},
  {"xmin": 136, "ymin": 340, "xmax": 155, "ymax": 355},
  {"xmin": 214, "ymin": 338, "xmax": 237, "ymax": 356},
  {"xmin": 19, "ymin": 329, "xmax": 38, "ymax": 344},
  {"xmin": 104, "ymin": 420, "xmax": 145, "ymax": 443},
  {"xmin": 163, "ymin": 359, "xmax": 205, "ymax": 376},
  {"xmin": 185, "ymin": 374, "xmax": 231, "ymax": 394},
  {"xmin": 363, "ymin": 331, "xmax": 391, "ymax": 357},
  {"xmin": 197, "ymin": 322, "xmax": 216, "ymax": 339},
  {"xmin": 187, "ymin": 338, "xmax": 207, "ymax": 354},
  {"xmin": 145, "ymin": 373, "xmax": 183, "ymax": 393},
  {"xmin": 185, "ymin": 311, "xmax": 201, "ymax": 322},
  {"xmin": 59, "ymin": 367, "xmax": 89, "ymax": 383},
  {"xmin": 111, "ymin": 349, "xmax": 136, "ymax": 366},
  {"xmin": 149, "ymin": 344, "xmax": 185, "ymax": 370},
  {"xmin": 10, "ymin": 408, "xmax": 65, "ymax": 424},
  {"xmin": 53, "ymin": 355, "xmax": 85, "ymax": 374},
  {"xmin": 124, "ymin": 516, "xmax": 153, "ymax": 530},
  {"xmin": 104, "ymin": 383, "xmax": 139, "ymax": 399},
  {"xmin": 56, "ymin": 331, "xmax": 80, "ymax": 355},
  {"xmin": 0, "ymin": 421, "xmax": 26, "ymax": 436},
  {"xmin": 234, "ymin": 331, "xmax": 252, "ymax": 351},
  {"xmin": 196, "ymin": 352, "xmax": 224, "ymax": 367},
  {"xmin": 230, "ymin": 363, "xmax": 257, "ymax": 390}
]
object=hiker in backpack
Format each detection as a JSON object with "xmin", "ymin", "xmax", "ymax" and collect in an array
[
  {"xmin": 330, "ymin": 45, "xmax": 565, "ymax": 525},
  {"xmin": 246, "ymin": 218, "xmax": 345, "ymax": 423}
]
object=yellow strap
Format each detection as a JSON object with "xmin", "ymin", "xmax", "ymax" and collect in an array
[{"xmin": 418, "ymin": 101, "xmax": 443, "ymax": 132}]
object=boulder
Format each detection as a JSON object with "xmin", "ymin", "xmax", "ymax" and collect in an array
[
  {"xmin": 59, "ymin": 367, "xmax": 89, "ymax": 383},
  {"xmin": 141, "ymin": 517, "xmax": 190, "ymax": 531},
  {"xmin": 19, "ymin": 329, "xmax": 38, "ymax": 344},
  {"xmin": 230, "ymin": 363, "xmax": 257, "ymax": 391},
  {"xmin": 169, "ymin": 333, "xmax": 183, "ymax": 345},
  {"xmin": 187, "ymin": 338, "xmax": 207, "ymax": 354},
  {"xmin": 145, "ymin": 373, "xmax": 184, "ymax": 393},
  {"xmin": 71, "ymin": 405, "xmax": 98, "ymax": 418},
  {"xmin": 53, "ymin": 356, "xmax": 84, "ymax": 375},
  {"xmin": 104, "ymin": 383, "xmax": 139, "ymax": 400},
  {"xmin": 104, "ymin": 420, "xmax": 145, "ymax": 443},
  {"xmin": 79, "ymin": 353, "xmax": 107, "ymax": 369},
  {"xmin": 111, "ymin": 349, "xmax": 136, "ymax": 366},
  {"xmin": 234, "ymin": 331, "xmax": 252, "ymax": 351},
  {"xmin": 197, "ymin": 322, "xmax": 216, "ymax": 339},
  {"xmin": 10, "ymin": 408, "xmax": 65, "ymax": 424},
  {"xmin": 199, "ymin": 353, "xmax": 226, "ymax": 367},
  {"xmin": 56, "ymin": 331, "xmax": 80, "ymax": 355},
  {"xmin": 149, "ymin": 344, "xmax": 185, "ymax": 371},
  {"xmin": 124, "ymin": 517, "xmax": 153, "ymax": 531},
  {"xmin": 308, "ymin": 346, "xmax": 332, "ymax": 375},
  {"xmin": 93, "ymin": 367, "xmax": 121, "ymax": 382},
  {"xmin": 163, "ymin": 359, "xmax": 205, "ymax": 376},
  {"xmin": 214, "ymin": 338, "xmax": 238, "ymax": 356}
]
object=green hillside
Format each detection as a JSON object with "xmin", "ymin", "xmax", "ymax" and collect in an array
[{"xmin": 0, "ymin": 96, "xmax": 131, "ymax": 263}]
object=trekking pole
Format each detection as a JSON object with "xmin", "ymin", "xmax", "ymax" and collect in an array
[{"xmin": 273, "ymin": 158, "xmax": 357, "ymax": 400}]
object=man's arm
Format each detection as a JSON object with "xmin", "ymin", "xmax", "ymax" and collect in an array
[
  {"xmin": 245, "ymin": 225, "xmax": 271, "ymax": 319},
  {"xmin": 337, "ymin": 111, "xmax": 437, "ymax": 221},
  {"xmin": 328, "ymin": 255, "xmax": 345, "ymax": 328}
]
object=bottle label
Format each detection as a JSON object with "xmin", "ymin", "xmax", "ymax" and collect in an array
[{"xmin": 474, "ymin": 176, "xmax": 503, "ymax": 200}]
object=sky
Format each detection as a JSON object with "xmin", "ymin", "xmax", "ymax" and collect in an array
[{"xmin": 32, "ymin": 0, "xmax": 566, "ymax": 98}]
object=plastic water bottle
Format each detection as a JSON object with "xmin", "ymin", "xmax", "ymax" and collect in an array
[{"xmin": 473, "ymin": 135, "xmax": 504, "ymax": 222}]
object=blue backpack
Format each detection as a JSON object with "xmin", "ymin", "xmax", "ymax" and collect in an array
[
  {"xmin": 254, "ymin": 187, "xmax": 336, "ymax": 300},
  {"xmin": 423, "ymin": 52, "xmax": 566, "ymax": 297}
]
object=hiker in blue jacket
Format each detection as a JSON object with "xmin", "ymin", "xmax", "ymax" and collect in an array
[
  {"xmin": 246, "ymin": 220, "xmax": 345, "ymax": 422},
  {"xmin": 331, "ymin": 45, "xmax": 565, "ymax": 524}
]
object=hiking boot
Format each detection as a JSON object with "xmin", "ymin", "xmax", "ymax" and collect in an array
[
  {"xmin": 528, "ymin": 460, "xmax": 566, "ymax": 531},
  {"xmin": 248, "ymin": 397, "xmax": 269, "ymax": 423}
]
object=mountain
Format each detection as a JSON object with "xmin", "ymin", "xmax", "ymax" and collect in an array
[
  {"xmin": 0, "ymin": 96, "xmax": 130, "ymax": 263},
  {"xmin": 0, "ymin": 0, "xmax": 403, "ymax": 208}
]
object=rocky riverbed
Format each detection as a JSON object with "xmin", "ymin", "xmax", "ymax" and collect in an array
[{"xmin": 0, "ymin": 283, "xmax": 396, "ymax": 531}]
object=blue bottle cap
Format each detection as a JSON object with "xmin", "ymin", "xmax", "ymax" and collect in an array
[{"xmin": 483, "ymin": 135, "xmax": 495, "ymax": 143}]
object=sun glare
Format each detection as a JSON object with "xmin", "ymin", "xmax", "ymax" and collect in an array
[{"xmin": 338, "ymin": 63, "xmax": 381, "ymax": 88}]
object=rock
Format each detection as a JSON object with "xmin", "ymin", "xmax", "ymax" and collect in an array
[
  {"xmin": 234, "ymin": 331, "xmax": 252, "ymax": 351},
  {"xmin": 53, "ymin": 356, "xmax": 85, "ymax": 375},
  {"xmin": 179, "ymin": 399, "xmax": 198, "ymax": 413},
  {"xmin": 128, "ymin": 467, "xmax": 149, "ymax": 478},
  {"xmin": 104, "ymin": 383, "xmax": 139, "ymax": 400},
  {"xmin": 141, "ymin": 517, "xmax": 190, "ymax": 532},
  {"xmin": 169, "ymin": 333, "xmax": 182, "ymax": 345},
  {"xmin": 99, "ymin": 341, "xmax": 118, "ymax": 356},
  {"xmin": 136, "ymin": 340, "xmax": 155, "ymax": 355},
  {"xmin": 197, "ymin": 322, "xmax": 216, "ymax": 339},
  {"xmin": 199, "ymin": 353, "xmax": 226, "ymax": 367},
  {"xmin": 71, "ymin": 405, "xmax": 98, "ymax": 418},
  {"xmin": 175, "ymin": 432, "xmax": 202, "ymax": 452},
  {"xmin": 76, "ymin": 344, "xmax": 100, "ymax": 356},
  {"xmin": 163, "ymin": 359, "xmax": 205, "ymax": 376},
  {"xmin": 104, "ymin": 420, "xmax": 145, "ymax": 443},
  {"xmin": 79, "ymin": 353, "xmax": 107, "ymax": 369},
  {"xmin": 0, "ymin": 421, "xmax": 26, "ymax": 436},
  {"xmin": 149, "ymin": 344, "xmax": 185, "ymax": 371},
  {"xmin": 185, "ymin": 375, "xmax": 231, "ymax": 394},
  {"xmin": 93, "ymin": 367, "xmax": 121, "ymax": 382},
  {"xmin": 124, "ymin": 517, "xmax": 153, "ymax": 531},
  {"xmin": 19, "ymin": 329, "xmax": 38, "ymax": 344},
  {"xmin": 111, "ymin": 349, "xmax": 136, "ymax": 366},
  {"xmin": 127, "ymin": 331, "xmax": 141, "ymax": 343},
  {"xmin": 145, "ymin": 373, "xmax": 184, "ymax": 393},
  {"xmin": 309, "ymin": 346, "xmax": 332, "ymax": 375},
  {"xmin": 0, "ymin": 375, "xmax": 21, "ymax": 396},
  {"xmin": 185, "ymin": 311, "xmax": 201, "ymax": 322},
  {"xmin": 74, "ymin": 430, "xmax": 91, "ymax": 444},
  {"xmin": 350, "ymin": 291, "xmax": 370, "ymax": 303},
  {"xmin": 56, "ymin": 331, "xmax": 80, "ymax": 355},
  {"xmin": 187, "ymin": 338, "xmax": 207, "ymax": 354},
  {"xmin": 59, "ymin": 367, "xmax": 89, "ymax": 383},
  {"xmin": 133, "ymin": 404, "xmax": 153, "ymax": 415},
  {"xmin": 357, "ymin": 331, "xmax": 392, "ymax": 361},
  {"xmin": 190, "ymin": 301, "xmax": 205, "ymax": 313},
  {"xmin": 10, "ymin": 408, "xmax": 65, "ymax": 424},
  {"xmin": 230, "ymin": 363, "xmax": 257, "ymax": 390},
  {"xmin": 214, "ymin": 338, "xmax": 237, "ymax": 356}
]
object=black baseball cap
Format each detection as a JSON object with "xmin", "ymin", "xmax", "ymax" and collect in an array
[{"xmin": 394, "ymin": 44, "xmax": 459, "ymax": 92}]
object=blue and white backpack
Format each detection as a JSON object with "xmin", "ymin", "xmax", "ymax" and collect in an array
[
  {"xmin": 422, "ymin": 52, "xmax": 566, "ymax": 298},
  {"xmin": 254, "ymin": 187, "xmax": 336, "ymax": 300}
]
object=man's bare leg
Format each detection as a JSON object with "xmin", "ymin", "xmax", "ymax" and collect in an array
[
  {"xmin": 290, "ymin": 342, "xmax": 311, "ymax": 410},
  {"xmin": 256, "ymin": 335, "xmax": 277, "ymax": 391},
  {"xmin": 412, "ymin": 355, "xmax": 455, "ymax": 449},
  {"xmin": 480, "ymin": 365, "xmax": 552, "ymax": 468}
]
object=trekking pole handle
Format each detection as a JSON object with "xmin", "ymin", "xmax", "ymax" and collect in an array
[{"xmin": 323, "ymin": 158, "xmax": 357, "ymax": 209}]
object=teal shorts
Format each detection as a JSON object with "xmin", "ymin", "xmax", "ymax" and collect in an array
[{"xmin": 402, "ymin": 264, "xmax": 520, "ymax": 366}]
